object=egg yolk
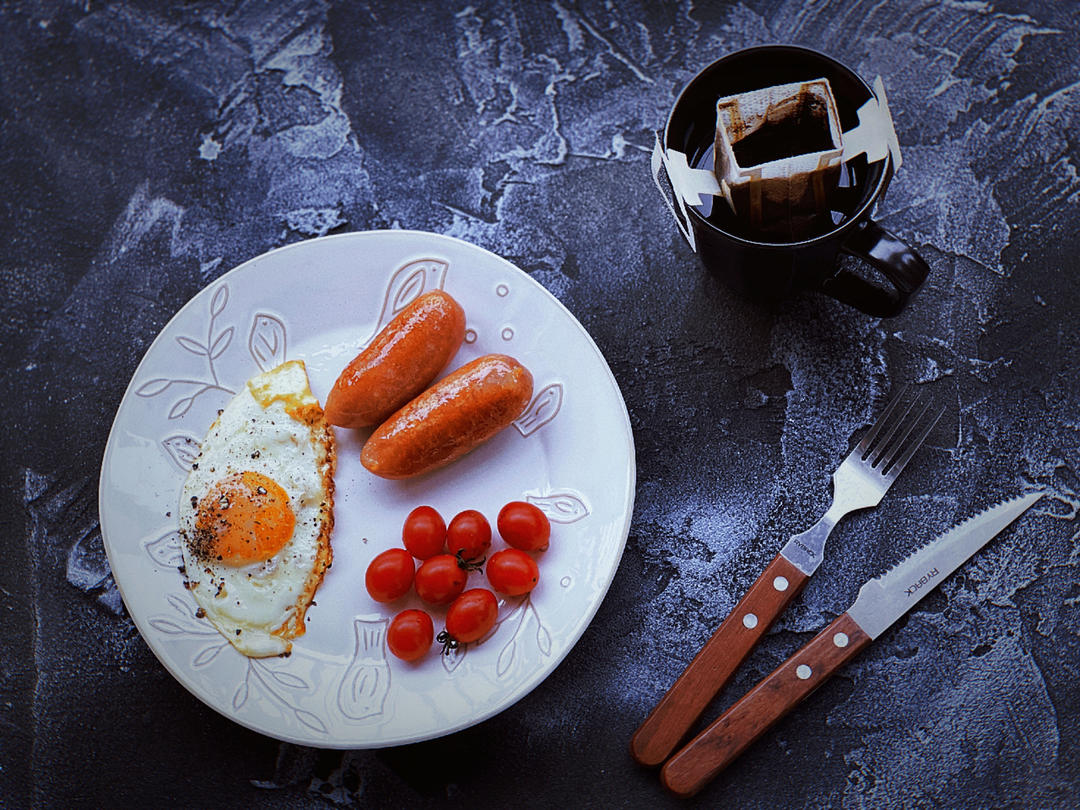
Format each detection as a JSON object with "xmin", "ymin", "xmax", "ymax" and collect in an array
[{"xmin": 194, "ymin": 471, "xmax": 295, "ymax": 566}]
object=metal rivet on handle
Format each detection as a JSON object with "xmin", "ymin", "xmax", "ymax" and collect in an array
[
  {"xmin": 796, "ymin": 664, "xmax": 812, "ymax": 680},
  {"xmin": 773, "ymin": 576, "xmax": 789, "ymax": 592},
  {"xmin": 833, "ymin": 632, "xmax": 849, "ymax": 648},
  {"xmin": 742, "ymin": 613, "xmax": 758, "ymax": 629}
]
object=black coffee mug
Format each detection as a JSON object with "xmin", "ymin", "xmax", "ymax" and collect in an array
[{"xmin": 662, "ymin": 45, "xmax": 929, "ymax": 317}]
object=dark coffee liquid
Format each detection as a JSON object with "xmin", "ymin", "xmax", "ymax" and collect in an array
[
  {"xmin": 733, "ymin": 97, "xmax": 833, "ymax": 166},
  {"xmin": 691, "ymin": 149, "xmax": 867, "ymax": 243}
]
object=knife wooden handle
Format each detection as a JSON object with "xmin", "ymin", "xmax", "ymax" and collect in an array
[
  {"xmin": 630, "ymin": 553, "xmax": 809, "ymax": 767},
  {"xmin": 660, "ymin": 612, "xmax": 872, "ymax": 797}
]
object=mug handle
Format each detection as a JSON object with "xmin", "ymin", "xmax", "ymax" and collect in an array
[{"xmin": 822, "ymin": 219, "xmax": 930, "ymax": 317}]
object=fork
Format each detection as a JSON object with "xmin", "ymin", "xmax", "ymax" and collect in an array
[{"xmin": 630, "ymin": 388, "xmax": 943, "ymax": 767}]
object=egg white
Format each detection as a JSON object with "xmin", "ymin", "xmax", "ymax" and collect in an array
[{"xmin": 178, "ymin": 360, "xmax": 335, "ymax": 657}]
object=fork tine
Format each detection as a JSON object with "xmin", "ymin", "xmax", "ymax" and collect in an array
[
  {"xmin": 856, "ymin": 386, "xmax": 909, "ymax": 456},
  {"xmin": 868, "ymin": 395, "xmax": 926, "ymax": 466},
  {"xmin": 881, "ymin": 403, "xmax": 941, "ymax": 479},
  {"xmin": 864, "ymin": 397, "xmax": 924, "ymax": 466},
  {"xmin": 881, "ymin": 403, "xmax": 944, "ymax": 478}
]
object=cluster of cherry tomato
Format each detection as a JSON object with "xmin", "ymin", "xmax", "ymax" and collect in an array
[{"xmin": 365, "ymin": 501, "xmax": 552, "ymax": 661}]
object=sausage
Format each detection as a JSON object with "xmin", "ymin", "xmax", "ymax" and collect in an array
[
  {"xmin": 324, "ymin": 290, "xmax": 466, "ymax": 429},
  {"xmin": 361, "ymin": 354, "xmax": 533, "ymax": 479}
]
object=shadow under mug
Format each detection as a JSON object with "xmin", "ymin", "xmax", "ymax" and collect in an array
[{"xmin": 663, "ymin": 45, "xmax": 929, "ymax": 318}]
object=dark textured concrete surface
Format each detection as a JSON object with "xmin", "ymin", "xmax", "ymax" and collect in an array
[{"xmin": 3, "ymin": 1, "xmax": 1078, "ymax": 806}]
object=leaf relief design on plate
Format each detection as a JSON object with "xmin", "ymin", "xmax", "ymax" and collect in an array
[
  {"xmin": 441, "ymin": 640, "xmax": 466, "ymax": 673},
  {"xmin": 249, "ymin": 312, "xmax": 288, "ymax": 371},
  {"xmin": 495, "ymin": 595, "xmax": 551, "ymax": 679},
  {"xmin": 513, "ymin": 383, "xmax": 563, "ymax": 437},
  {"xmin": 135, "ymin": 282, "xmax": 236, "ymax": 419},
  {"xmin": 144, "ymin": 530, "xmax": 185, "ymax": 568},
  {"xmin": 236, "ymin": 658, "xmax": 326, "ymax": 735},
  {"xmin": 162, "ymin": 434, "xmax": 201, "ymax": 471},
  {"xmin": 366, "ymin": 258, "xmax": 449, "ymax": 344},
  {"xmin": 148, "ymin": 592, "xmax": 220, "ymax": 638},
  {"xmin": 526, "ymin": 490, "xmax": 590, "ymax": 524},
  {"xmin": 338, "ymin": 616, "xmax": 391, "ymax": 721},
  {"xmin": 192, "ymin": 641, "xmax": 228, "ymax": 669},
  {"xmin": 149, "ymin": 590, "xmax": 328, "ymax": 734}
]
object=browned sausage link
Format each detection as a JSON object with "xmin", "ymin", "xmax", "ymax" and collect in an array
[
  {"xmin": 361, "ymin": 354, "xmax": 533, "ymax": 479},
  {"xmin": 324, "ymin": 290, "xmax": 466, "ymax": 429}
]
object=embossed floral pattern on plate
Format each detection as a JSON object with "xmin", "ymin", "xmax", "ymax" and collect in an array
[{"xmin": 99, "ymin": 231, "xmax": 635, "ymax": 748}]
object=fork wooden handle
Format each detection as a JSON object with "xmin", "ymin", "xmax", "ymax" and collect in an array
[
  {"xmin": 660, "ymin": 613, "xmax": 872, "ymax": 797},
  {"xmin": 629, "ymin": 553, "xmax": 809, "ymax": 767}
]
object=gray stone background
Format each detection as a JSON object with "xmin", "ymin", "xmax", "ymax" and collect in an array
[{"xmin": 3, "ymin": 0, "xmax": 1078, "ymax": 806}]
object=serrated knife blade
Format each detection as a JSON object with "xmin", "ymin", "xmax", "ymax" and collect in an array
[
  {"xmin": 848, "ymin": 490, "xmax": 1045, "ymax": 639},
  {"xmin": 661, "ymin": 490, "xmax": 1045, "ymax": 798}
]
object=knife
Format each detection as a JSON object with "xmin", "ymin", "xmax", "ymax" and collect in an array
[{"xmin": 659, "ymin": 490, "xmax": 1044, "ymax": 798}]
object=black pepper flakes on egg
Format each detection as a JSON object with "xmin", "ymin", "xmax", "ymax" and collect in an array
[{"xmin": 188, "ymin": 524, "xmax": 224, "ymax": 564}]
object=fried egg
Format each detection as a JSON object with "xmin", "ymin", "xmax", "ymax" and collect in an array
[{"xmin": 178, "ymin": 360, "xmax": 335, "ymax": 657}]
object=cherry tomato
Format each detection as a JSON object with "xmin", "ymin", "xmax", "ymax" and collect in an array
[
  {"xmin": 414, "ymin": 554, "xmax": 467, "ymax": 605},
  {"xmin": 445, "ymin": 588, "xmax": 498, "ymax": 644},
  {"xmin": 497, "ymin": 501, "xmax": 550, "ymax": 551},
  {"xmin": 365, "ymin": 548, "xmax": 415, "ymax": 603},
  {"xmin": 402, "ymin": 505, "xmax": 446, "ymax": 560},
  {"xmin": 446, "ymin": 509, "xmax": 492, "ymax": 564},
  {"xmin": 387, "ymin": 609, "xmax": 434, "ymax": 662},
  {"xmin": 486, "ymin": 548, "xmax": 539, "ymax": 596}
]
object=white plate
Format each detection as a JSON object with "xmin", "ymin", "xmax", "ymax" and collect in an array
[{"xmin": 99, "ymin": 231, "xmax": 635, "ymax": 748}]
